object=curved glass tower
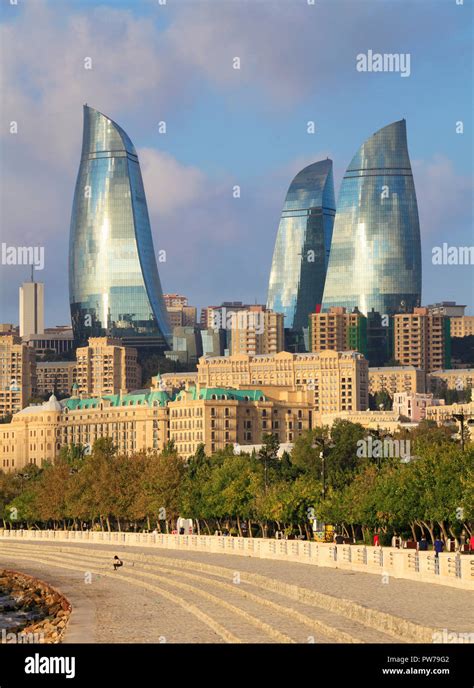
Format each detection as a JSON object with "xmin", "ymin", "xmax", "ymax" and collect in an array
[
  {"xmin": 322, "ymin": 120, "xmax": 421, "ymax": 316},
  {"xmin": 266, "ymin": 159, "xmax": 335, "ymax": 333},
  {"xmin": 69, "ymin": 105, "xmax": 171, "ymax": 348}
]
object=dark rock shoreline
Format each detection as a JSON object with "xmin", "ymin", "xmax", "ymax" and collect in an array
[{"xmin": 0, "ymin": 569, "xmax": 71, "ymax": 643}]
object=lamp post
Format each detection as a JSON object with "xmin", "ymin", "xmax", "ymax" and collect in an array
[
  {"xmin": 452, "ymin": 413, "xmax": 467, "ymax": 452},
  {"xmin": 312, "ymin": 437, "xmax": 327, "ymax": 500}
]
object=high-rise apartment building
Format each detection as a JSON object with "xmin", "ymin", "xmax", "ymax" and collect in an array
[
  {"xmin": 19, "ymin": 281, "xmax": 44, "ymax": 338},
  {"xmin": 449, "ymin": 316, "xmax": 474, "ymax": 338},
  {"xmin": 163, "ymin": 294, "xmax": 189, "ymax": 308},
  {"xmin": 36, "ymin": 361, "xmax": 77, "ymax": 397},
  {"xmin": 322, "ymin": 120, "xmax": 421, "ymax": 316},
  {"xmin": 69, "ymin": 105, "xmax": 170, "ymax": 349},
  {"xmin": 309, "ymin": 307, "xmax": 367, "ymax": 355},
  {"xmin": 267, "ymin": 159, "xmax": 335, "ymax": 339},
  {"xmin": 0, "ymin": 334, "xmax": 36, "ymax": 417},
  {"xmin": 393, "ymin": 308, "xmax": 451, "ymax": 372},
  {"xmin": 229, "ymin": 306, "xmax": 284, "ymax": 356},
  {"xmin": 369, "ymin": 366, "xmax": 426, "ymax": 397},
  {"xmin": 75, "ymin": 337, "xmax": 141, "ymax": 396}
]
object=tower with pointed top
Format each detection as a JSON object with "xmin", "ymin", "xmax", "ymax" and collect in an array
[
  {"xmin": 69, "ymin": 106, "xmax": 170, "ymax": 348},
  {"xmin": 322, "ymin": 120, "xmax": 421, "ymax": 316},
  {"xmin": 266, "ymin": 159, "xmax": 335, "ymax": 345}
]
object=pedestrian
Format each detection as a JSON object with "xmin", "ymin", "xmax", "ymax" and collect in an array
[
  {"xmin": 418, "ymin": 536, "xmax": 428, "ymax": 551},
  {"xmin": 470, "ymin": 534, "xmax": 474, "ymax": 554},
  {"xmin": 113, "ymin": 555, "xmax": 123, "ymax": 571},
  {"xmin": 434, "ymin": 537, "xmax": 444, "ymax": 558},
  {"xmin": 373, "ymin": 533, "xmax": 380, "ymax": 547}
]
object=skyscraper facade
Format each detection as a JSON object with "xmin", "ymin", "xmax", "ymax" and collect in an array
[
  {"xmin": 69, "ymin": 105, "xmax": 170, "ymax": 348},
  {"xmin": 322, "ymin": 120, "xmax": 421, "ymax": 316},
  {"xmin": 266, "ymin": 159, "xmax": 336, "ymax": 335},
  {"xmin": 19, "ymin": 281, "xmax": 44, "ymax": 338}
]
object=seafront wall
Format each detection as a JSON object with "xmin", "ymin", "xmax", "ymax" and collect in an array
[{"xmin": 1, "ymin": 530, "xmax": 473, "ymax": 590}]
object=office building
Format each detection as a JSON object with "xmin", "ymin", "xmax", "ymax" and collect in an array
[
  {"xmin": 267, "ymin": 159, "xmax": 335, "ymax": 341},
  {"xmin": 322, "ymin": 120, "xmax": 421, "ymax": 315},
  {"xmin": 19, "ymin": 281, "xmax": 44, "ymax": 338},
  {"xmin": 69, "ymin": 105, "xmax": 170, "ymax": 349}
]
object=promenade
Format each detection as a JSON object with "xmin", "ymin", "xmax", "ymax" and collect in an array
[{"xmin": 0, "ymin": 537, "xmax": 472, "ymax": 644}]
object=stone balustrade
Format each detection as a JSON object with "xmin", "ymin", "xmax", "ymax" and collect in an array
[{"xmin": 0, "ymin": 529, "xmax": 472, "ymax": 590}]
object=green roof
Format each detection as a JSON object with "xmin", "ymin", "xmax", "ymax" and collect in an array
[
  {"xmin": 63, "ymin": 390, "xmax": 172, "ymax": 410},
  {"xmin": 176, "ymin": 386, "xmax": 266, "ymax": 402}
]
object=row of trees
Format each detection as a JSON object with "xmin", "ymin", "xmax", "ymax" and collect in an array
[{"xmin": 0, "ymin": 421, "xmax": 472, "ymax": 544}]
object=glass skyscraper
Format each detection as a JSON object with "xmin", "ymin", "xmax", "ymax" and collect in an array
[
  {"xmin": 69, "ymin": 105, "xmax": 170, "ymax": 348},
  {"xmin": 322, "ymin": 120, "xmax": 421, "ymax": 316},
  {"xmin": 266, "ymin": 159, "xmax": 335, "ymax": 335}
]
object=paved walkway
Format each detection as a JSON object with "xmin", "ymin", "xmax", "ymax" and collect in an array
[{"xmin": 0, "ymin": 541, "xmax": 472, "ymax": 644}]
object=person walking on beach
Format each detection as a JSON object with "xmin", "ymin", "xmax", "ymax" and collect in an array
[{"xmin": 113, "ymin": 556, "xmax": 123, "ymax": 571}]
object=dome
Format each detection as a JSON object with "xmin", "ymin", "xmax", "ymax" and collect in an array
[{"xmin": 44, "ymin": 394, "xmax": 62, "ymax": 412}]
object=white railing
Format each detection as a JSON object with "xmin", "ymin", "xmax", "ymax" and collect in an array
[{"xmin": 0, "ymin": 529, "xmax": 472, "ymax": 590}]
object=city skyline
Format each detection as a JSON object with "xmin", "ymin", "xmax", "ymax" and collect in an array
[{"xmin": 0, "ymin": 0, "xmax": 472, "ymax": 325}]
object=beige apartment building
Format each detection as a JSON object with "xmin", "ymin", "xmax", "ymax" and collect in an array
[
  {"xmin": 309, "ymin": 307, "xmax": 366, "ymax": 354},
  {"xmin": 229, "ymin": 306, "xmax": 284, "ymax": 356},
  {"xmin": 393, "ymin": 308, "xmax": 450, "ymax": 372},
  {"xmin": 449, "ymin": 316, "xmax": 474, "ymax": 338},
  {"xmin": 75, "ymin": 337, "xmax": 141, "ymax": 396},
  {"xmin": 163, "ymin": 294, "xmax": 189, "ymax": 308},
  {"xmin": 425, "ymin": 398, "xmax": 474, "ymax": 441},
  {"xmin": 162, "ymin": 294, "xmax": 197, "ymax": 329},
  {"xmin": 197, "ymin": 350, "xmax": 369, "ymax": 414},
  {"xmin": 153, "ymin": 372, "xmax": 199, "ymax": 390},
  {"xmin": 36, "ymin": 361, "xmax": 77, "ymax": 397},
  {"xmin": 0, "ymin": 334, "xmax": 36, "ymax": 417},
  {"xmin": 0, "ymin": 384, "xmax": 314, "ymax": 471},
  {"xmin": 0, "ymin": 390, "xmax": 170, "ymax": 472},
  {"xmin": 169, "ymin": 385, "xmax": 313, "ymax": 457},
  {"xmin": 369, "ymin": 366, "xmax": 426, "ymax": 397},
  {"xmin": 427, "ymin": 368, "xmax": 474, "ymax": 393}
]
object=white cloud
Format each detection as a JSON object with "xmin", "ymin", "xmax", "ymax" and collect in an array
[
  {"xmin": 139, "ymin": 149, "xmax": 208, "ymax": 216},
  {"xmin": 412, "ymin": 155, "xmax": 473, "ymax": 238}
]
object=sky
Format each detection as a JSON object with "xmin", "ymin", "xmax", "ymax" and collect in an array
[{"xmin": 0, "ymin": 0, "xmax": 473, "ymax": 326}]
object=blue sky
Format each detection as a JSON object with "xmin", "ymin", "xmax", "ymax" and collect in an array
[{"xmin": 0, "ymin": 0, "xmax": 472, "ymax": 325}]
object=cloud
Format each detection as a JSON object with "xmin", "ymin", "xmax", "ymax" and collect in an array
[
  {"xmin": 412, "ymin": 155, "xmax": 473, "ymax": 240},
  {"xmin": 139, "ymin": 149, "xmax": 208, "ymax": 216}
]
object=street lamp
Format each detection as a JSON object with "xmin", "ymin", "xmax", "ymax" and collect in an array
[
  {"xmin": 312, "ymin": 437, "xmax": 327, "ymax": 500},
  {"xmin": 452, "ymin": 413, "xmax": 469, "ymax": 452}
]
